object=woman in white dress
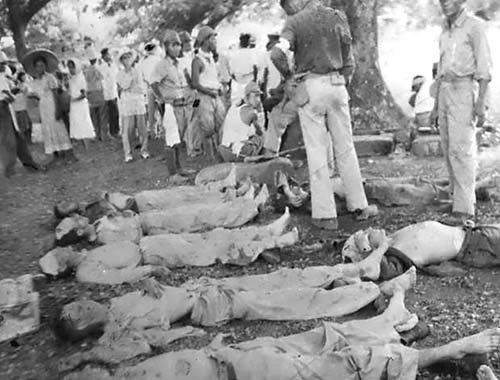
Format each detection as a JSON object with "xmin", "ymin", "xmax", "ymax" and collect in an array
[
  {"xmin": 28, "ymin": 56, "xmax": 74, "ymax": 160},
  {"xmin": 67, "ymin": 60, "xmax": 95, "ymax": 149}
]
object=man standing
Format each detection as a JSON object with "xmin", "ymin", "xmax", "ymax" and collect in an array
[
  {"xmin": 191, "ymin": 26, "xmax": 226, "ymax": 158},
  {"xmin": 150, "ymin": 30, "xmax": 190, "ymax": 178},
  {"xmin": 99, "ymin": 48, "xmax": 120, "ymax": 138},
  {"xmin": 272, "ymin": 0, "xmax": 376, "ymax": 230},
  {"xmin": 140, "ymin": 43, "xmax": 162, "ymax": 136},
  {"xmin": 432, "ymin": 0, "xmax": 492, "ymax": 224},
  {"xmin": 83, "ymin": 48, "xmax": 107, "ymax": 141}
]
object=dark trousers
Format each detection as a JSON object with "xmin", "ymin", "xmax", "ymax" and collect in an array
[
  {"xmin": 15, "ymin": 129, "xmax": 39, "ymax": 170},
  {"xmin": 105, "ymin": 99, "xmax": 120, "ymax": 137},
  {"xmin": 89, "ymin": 105, "xmax": 108, "ymax": 141}
]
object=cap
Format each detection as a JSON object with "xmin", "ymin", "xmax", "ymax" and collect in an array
[
  {"xmin": 244, "ymin": 81, "xmax": 262, "ymax": 97},
  {"xmin": 162, "ymin": 30, "xmax": 181, "ymax": 45},
  {"xmin": 179, "ymin": 31, "xmax": 192, "ymax": 44},
  {"xmin": 195, "ymin": 26, "xmax": 216, "ymax": 47}
]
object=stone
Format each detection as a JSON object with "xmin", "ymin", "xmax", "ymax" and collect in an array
[
  {"xmin": 353, "ymin": 134, "xmax": 395, "ymax": 157},
  {"xmin": 411, "ymin": 135, "xmax": 443, "ymax": 157},
  {"xmin": 0, "ymin": 275, "xmax": 40, "ymax": 343},
  {"xmin": 55, "ymin": 215, "xmax": 97, "ymax": 246}
]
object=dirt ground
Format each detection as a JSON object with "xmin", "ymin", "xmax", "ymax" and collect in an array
[{"xmin": 1, "ymin": 139, "xmax": 500, "ymax": 380}]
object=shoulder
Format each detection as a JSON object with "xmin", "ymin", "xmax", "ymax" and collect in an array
[{"xmin": 465, "ymin": 13, "xmax": 488, "ymax": 31}]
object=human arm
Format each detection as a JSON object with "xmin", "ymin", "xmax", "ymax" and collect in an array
[
  {"xmin": 191, "ymin": 56, "xmax": 218, "ymax": 97},
  {"xmin": 471, "ymin": 20, "xmax": 492, "ymax": 128}
]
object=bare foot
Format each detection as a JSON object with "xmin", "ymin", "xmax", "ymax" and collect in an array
[
  {"xmin": 254, "ymin": 184, "xmax": 270, "ymax": 207},
  {"xmin": 478, "ymin": 365, "xmax": 499, "ymax": 380},
  {"xmin": 450, "ymin": 329, "xmax": 500, "ymax": 360},
  {"xmin": 267, "ymin": 207, "xmax": 290, "ymax": 236},
  {"xmin": 276, "ymin": 227, "xmax": 299, "ymax": 248},
  {"xmin": 379, "ymin": 267, "xmax": 417, "ymax": 296}
]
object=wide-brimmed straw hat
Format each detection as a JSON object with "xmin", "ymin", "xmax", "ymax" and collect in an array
[{"xmin": 22, "ymin": 49, "xmax": 59, "ymax": 77}]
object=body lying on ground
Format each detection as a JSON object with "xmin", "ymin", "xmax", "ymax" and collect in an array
[
  {"xmin": 342, "ymin": 220, "xmax": 500, "ymax": 279},
  {"xmin": 61, "ymin": 286, "xmax": 500, "ymax": 380},
  {"xmin": 55, "ymin": 241, "xmax": 418, "ymax": 369},
  {"xmin": 40, "ymin": 209, "xmax": 298, "ymax": 284}
]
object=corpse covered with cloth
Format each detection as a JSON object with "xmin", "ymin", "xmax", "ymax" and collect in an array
[
  {"xmin": 40, "ymin": 209, "xmax": 299, "ymax": 284},
  {"xmin": 342, "ymin": 220, "xmax": 500, "ymax": 279},
  {"xmin": 56, "ymin": 236, "xmax": 418, "ymax": 368},
  {"xmin": 62, "ymin": 285, "xmax": 500, "ymax": 380}
]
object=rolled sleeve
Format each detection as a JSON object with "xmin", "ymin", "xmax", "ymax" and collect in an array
[{"xmin": 471, "ymin": 21, "xmax": 492, "ymax": 81}]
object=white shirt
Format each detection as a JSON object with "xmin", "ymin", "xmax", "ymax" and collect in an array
[
  {"xmin": 99, "ymin": 61, "xmax": 119, "ymax": 100},
  {"xmin": 139, "ymin": 54, "xmax": 162, "ymax": 85},
  {"xmin": 178, "ymin": 51, "xmax": 194, "ymax": 88},
  {"xmin": 414, "ymin": 79, "xmax": 435, "ymax": 115},
  {"xmin": 197, "ymin": 50, "xmax": 220, "ymax": 90},
  {"xmin": 221, "ymin": 104, "xmax": 256, "ymax": 155}
]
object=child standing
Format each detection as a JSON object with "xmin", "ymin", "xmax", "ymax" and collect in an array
[
  {"xmin": 117, "ymin": 50, "xmax": 149, "ymax": 163},
  {"xmin": 150, "ymin": 30, "xmax": 190, "ymax": 178},
  {"xmin": 12, "ymin": 72, "xmax": 32, "ymax": 143},
  {"xmin": 67, "ymin": 60, "xmax": 95, "ymax": 149}
]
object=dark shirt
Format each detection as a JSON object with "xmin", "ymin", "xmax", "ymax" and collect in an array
[{"xmin": 281, "ymin": 1, "xmax": 354, "ymax": 75}]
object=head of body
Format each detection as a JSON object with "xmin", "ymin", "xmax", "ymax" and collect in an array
[
  {"xmin": 120, "ymin": 52, "xmax": 134, "ymax": 70},
  {"xmin": 101, "ymin": 48, "xmax": 112, "ymax": 64},
  {"xmin": 163, "ymin": 30, "xmax": 182, "ymax": 60},
  {"xmin": 196, "ymin": 26, "xmax": 217, "ymax": 54},
  {"xmin": 266, "ymin": 34, "xmax": 280, "ymax": 51},
  {"xmin": 439, "ymin": 0, "xmax": 466, "ymax": 22},
  {"xmin": 342, "ymin": 228, "xmax": 387, "ymax": 263},
  {"xmin": 34, "ymin": 56, "xmax": 48, "ymax": 78},
  {"xmin": 67, "ymin": 60, "xmax": 77, "ymax": 76},
  {"xmin": 144, "ymin": 43, "xmax": 157, "ymax": 57}
]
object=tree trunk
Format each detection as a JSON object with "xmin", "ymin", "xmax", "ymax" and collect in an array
[
  {"xmin": 6, "ymin": 0, "xmax": 52, "ymax": 60},
  {"xmin": 345, "ymin": 0, "xmax": 409, "ymax": 132}
]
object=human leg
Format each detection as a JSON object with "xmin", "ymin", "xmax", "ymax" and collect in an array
[
  {"xmin": 14, "ymin": 128, "xmax": 39, "ymax": 170},
  {"xmin": 439, "ymin": 84, "xmax": 454, "ymax": 196},
  {"xmin": 136, "ymin": 114, "xmax": 149, "ymax": 158},
  {"xmin": 121, "ymin": 116, "xmax": 134, "ymax": 160},
  {"xmin": 297, "ymin": 78, "xmax": 336, "ymax": 221},
  {"xmin": 326, "ymin": 85, "xmax": 369, "ymax": 213},
  {"xmin": 445, "ymin": 81, "xmax": 476, "ymax": 216},
  {"xmin": 417, "ymin": 329, "xmax": 500, "ymax": 369},
  {"xmin": 89, "ymin": 106, "xmax": 101, "ymax": 140}
]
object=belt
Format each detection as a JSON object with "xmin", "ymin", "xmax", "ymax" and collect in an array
[
  {"xmin": 172, "ymin": 97, "xmax": 188, "ymax": 107},
  {"xmin": 440, "ymin": 74, "xmax": 473, "ymax": 83}
]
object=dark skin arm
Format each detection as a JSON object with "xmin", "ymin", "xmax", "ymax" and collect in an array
[{"xmin": 191, "ymin": 56, "xmax": 218, "ymax": 98}]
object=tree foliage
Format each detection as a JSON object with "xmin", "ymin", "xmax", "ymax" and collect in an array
[{"xmin": 97, "ymin": 0, "xmax": 251, "ymax": 41}]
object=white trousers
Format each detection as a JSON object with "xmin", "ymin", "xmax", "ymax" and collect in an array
[
  {"xmin": 298, "ymin": 74, "xmax": 367, "ymax": 219},
  {"xmin": 438, "ymin": 80, "xmax": 477, "ymax": 216}
]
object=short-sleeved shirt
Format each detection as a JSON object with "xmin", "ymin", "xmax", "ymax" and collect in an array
[
  {"xmin": 438, "ymin": 11, "xmax": 492, "ymax": 81},
  {"xmin": 99, "ymin": 62, "xmax": 119, "ymax": 100},
  {"xmin": 281, "ymin": 1, "xmax": 354, "ymax": 75},
  {"xmin": 150, "ymin": 56, "xmax": 184, "ymax": 103},
  {"xmin": 117, "ymin": 67, "xmax": 146, "ymax": 116}
]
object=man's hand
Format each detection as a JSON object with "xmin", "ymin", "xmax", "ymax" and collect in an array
[{"xmin": 474, "ymin": 99, "xmax": 486, "ymax": 128}]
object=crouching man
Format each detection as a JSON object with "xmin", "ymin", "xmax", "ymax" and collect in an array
[{"xmin": 219, "ymin": 81, "xmax": 264, "ymax": 162}]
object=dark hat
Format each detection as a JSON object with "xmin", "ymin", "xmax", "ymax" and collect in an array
[
  {"xmin": 195, "ymin": 26, "xmax": 216, "ymax": 47},
  {"xmin": 22, "ymin": 49, "xmax": 59, "ymax": 77}
]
